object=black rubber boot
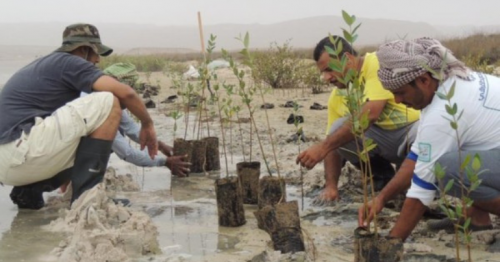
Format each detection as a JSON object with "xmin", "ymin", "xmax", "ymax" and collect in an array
[
  {"xmin": 10, "ymin": 167, "xmax": 73, "ymax": 210},
  {"xmin": 70, "ymin": 137, "xmax": 113, "ymax": 204}
]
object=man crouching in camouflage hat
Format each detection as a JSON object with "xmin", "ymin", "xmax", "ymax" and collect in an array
[{"xmin": 0, "ymin": 23, "xmax": 158, "ymax": 209}]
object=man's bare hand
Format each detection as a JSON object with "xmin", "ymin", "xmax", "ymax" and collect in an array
[
  {"xmin": 296, "ymin": 143, "xmax": 329, "ymax": 169},
  {"xmin": 158, "ymin": 141, "xmax": 173, "ymax": 157},
  {"xmin": 358, "ymin": 196, "xmax": 385, "ymax": 227},
  {"xmin": 139, "ymin": 123, "xmax": 158, "ymax": 159},
  {"xmin": 166, "ymin": 154, "xmax": 191, "ymax": 177},
  {"xmin": 313, "ymin": 187, "xmax": 340, "ymax": 206},
  {"xmin": 312, "ymin": 187, "xmax": 339, "ymax": 206}
]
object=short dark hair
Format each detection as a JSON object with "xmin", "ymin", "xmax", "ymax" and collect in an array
[{"xmin": 313, "ymin": 35, "xmax": 358, "ymax": 61}]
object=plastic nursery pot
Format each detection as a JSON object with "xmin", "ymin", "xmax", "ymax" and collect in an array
[
  {"xmin": 173, "ymin": 138, "xmax": 193, "ymax": 165},
  {"xmin": 190, "ymin": 139, "xmax": 207, "ymax": 173},
  {"xmin": 203, "ymin": 137, "xmax": 220, "ymax": 172},
  {"xmin": 236, "ymin": 161, "xmax": 261, "ymax": 204},
  {"xmin": 253, "ymin": 200, "xmax": 305, "ymax": 253},
  {"xmin": 215, "ymin": 176, "xmax": 246, "ymax": 227},
  {"xmin": 353, "ymin": 227, "xmax": 403, "ymax": 262},
  {"xmin": 257, "ymin": 176, "xmax": 286, "ymax": 209}
]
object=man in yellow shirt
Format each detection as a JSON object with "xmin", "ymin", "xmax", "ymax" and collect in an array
[{"xmin": 297, "ymin": 36, "xmax": 420, "ymax": 203}]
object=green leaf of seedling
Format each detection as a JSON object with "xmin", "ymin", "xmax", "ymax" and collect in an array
[
  {"xmin": 457, "ymin": 109, "xmax": 464, "ymax": 121},
  {"xmin": 445, "ymin": 104, "xmax": 457, "ymax": 115},
  {"xmin": 340, "ymin": 54, "xmax": 349, "ymax": 70},
  {"xmin": 465, "ymin": 234, "xmax": 472, "ymax": 244},
  {"xmin": 444, "ymin": 179, "xmax": 454, "ymax": 193},
  {"xmin": 460, "ymin": 154, "xmax": 471, "ymax": 171},
  {"xmin": 352, "ymin": 23, "xmax": 362, "ymax": 34},
  {"xmin": 360, "ymin": 111, "xmax": 369, "ymax": 130},
  {"xmin": 455, "ymin": 205, "xmax": 463, "ymax": 218},
  {"xmin": 345, "ymin": 68, "xmax": 357, "ymax": 83},
  {"xmin": 351, "ymin": 34, "xmax": 358, "ymax": 43},
  {"xmin": 447, "ymin": 82, "xmax": 456, "ymax": 100},
  {"xmin": 324, "ymin": 45, "xmax": 336, "ymax": 58},
  {"xmin": 328, "ymin": 60, "xmax": 342, "ymax": 72},
  {"xmin": 436, "ymin": 92, "xmax": 447, "ymax": 100},
  {"xmin": 363, "ymin": 143, "xmax": 377, "ymax": 154},
  {"xmin": 434, "ymin": 162, "xmax": 445, "ymax": 180},
  {"xmin": 365, "ymin": 138, "xmax": 374, "ymax": 148},
  {"xmin": 243, "ymin": 32, "xmax": 250, "ymax": 48},
  {"xmin": 342, "ymin": 10, "xmax": 354, "ymax": 26},
  {"xmin": 438, "ymin": 203, "xmax": 447, "ymax": 214},
  {"xmin": 448, "ymin": 208, "xmax": 456, "ymax": 220},
  {"xmin": 343, "ymin": 29, "xmax": 353, "ymax": 43},
  {"xmin": 472, "ymin": 153, "xmax": 482, "ymax": 171},
  {"xmin": 358, "ymin": 153, "xmax": 367, "ymax": 162},
  {"xmin": 336, "ymin": 39, "xmax": 344, "ymax": 57},
  {"xmin": 450, "ymin": 121, "xmax": 458, "ymax": 130},
  {"xmin": 465, "ymin": 167, "xmax": 474, "ymax": 181},
  {"xmin": 464, "ymin": 197, "xmax": 473, "ymax": 207},
  {"xmin": 470, "ymin": 180, "xmax": 481, "ymax": 192},
  {"xmin": 469, "ymin": 171, "xmax": 478, "ymax": 183}
]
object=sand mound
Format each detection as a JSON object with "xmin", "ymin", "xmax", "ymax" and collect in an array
[
  {"xmin": 104, "ymin": 167, "xmax": 141, "ymax": 192},
  {"xmin": 45, "ymin": 183, "xmax": 160, "ymax": 262}
]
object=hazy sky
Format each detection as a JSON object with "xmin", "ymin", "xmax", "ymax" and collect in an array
[{"xmin": 0, "ymin": 0, "xmax": 498, "ymax": 27}]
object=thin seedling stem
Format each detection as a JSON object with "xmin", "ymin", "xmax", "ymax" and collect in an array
[
  {"xmin": 217, "ymin": 97, "xmax": 229, "ymax": 177},
  {"xmin": 204, "ymin": 97, "xmax": 211, "ymax": 138},
  {"xmin": 236, "ymin": 111, "xmax": 247, "ymax": 162},
  {"xmin": 257, "ymin": 86, "xmax": 281, "ymax": 178},
  {"xmin": 249, "ymin": 116, "xmax": 253, "ymax": 162},
  {"xmin": 251, "ymin": 115, "xmax": 272, "ymax": 176},
  {"xmin": 229, "ymin": 120, "xmax": 234, "ymax": 164},
  {"xmin": 184, "ymin": 95, "xmax": 191, "ymax": 140}
]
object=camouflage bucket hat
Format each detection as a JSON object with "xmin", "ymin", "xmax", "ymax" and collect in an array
[
  {"xmin": 56, "ymin": 23, "xmax": 113, "ymax": 56},
  {"xmin": 103, "ymin": 63, "xmax": 139, "ymax": 87}
]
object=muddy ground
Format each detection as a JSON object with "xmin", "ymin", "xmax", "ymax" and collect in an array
[{"xmin": 0, "ymin": 68, "xmax": 499, "ymax": 262}]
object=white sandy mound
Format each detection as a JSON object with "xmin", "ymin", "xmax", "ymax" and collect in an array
[
  {"xmin": 45, "ymin": 183, "xmax": 160, "ymax": 262},
  {"xmin": 104, "ymin": 167, "xmax": 141, "ymax": 192}
]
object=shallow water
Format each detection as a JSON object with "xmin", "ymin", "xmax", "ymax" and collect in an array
[
  {"xmin": 0, "ymin": 150, "xmax": 326, "ymax": 262},
  {"xmin": 0, "ymin": 190, "xmax": 65, "ymax": 261}
]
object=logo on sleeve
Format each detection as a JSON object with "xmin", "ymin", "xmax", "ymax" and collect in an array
[{"xmin": 418, "ymin": 143, "xmax": 432, "ymax": 162}]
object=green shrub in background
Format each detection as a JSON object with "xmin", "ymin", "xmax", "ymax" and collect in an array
[
  {"xmin": 299, "ymin": 62, "xmax": 330, "ymax": 94},
  {"xmin": 251, "ymin": 41, "xmax": 303, "ymax": 90},
  {"xmin": 100, "ymin": 55, "xmax": 169, "ymax": 72}
]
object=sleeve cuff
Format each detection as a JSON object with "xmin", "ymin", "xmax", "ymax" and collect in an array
[
  {"xmin": 406, "ymin": 176, "xmax": 437, "ymax": 206},
  {"xmin": 155, "ymin": 156, "xmax": 167, "ymax": 167},
  {"xmin": 407, "ymin": 150, "xmax": 418, "ymax": 161}
]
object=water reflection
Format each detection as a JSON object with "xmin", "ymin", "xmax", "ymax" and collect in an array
[{"xmin": 0, "ymin": 209, "xmax": 64, "ymax": 261}]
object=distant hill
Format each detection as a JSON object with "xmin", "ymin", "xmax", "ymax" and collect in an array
[
  {"xmin": 0, "ymin": 16, "xmax": 497, "ymax": 54},
  {"xmin": 0, "ymin": 16, "xmax": 442, "ymax": 52}
]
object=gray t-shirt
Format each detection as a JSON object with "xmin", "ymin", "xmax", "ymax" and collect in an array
[{"xmin": 0, "ymin": 52, "xmax": 103, "ymax": 144}]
